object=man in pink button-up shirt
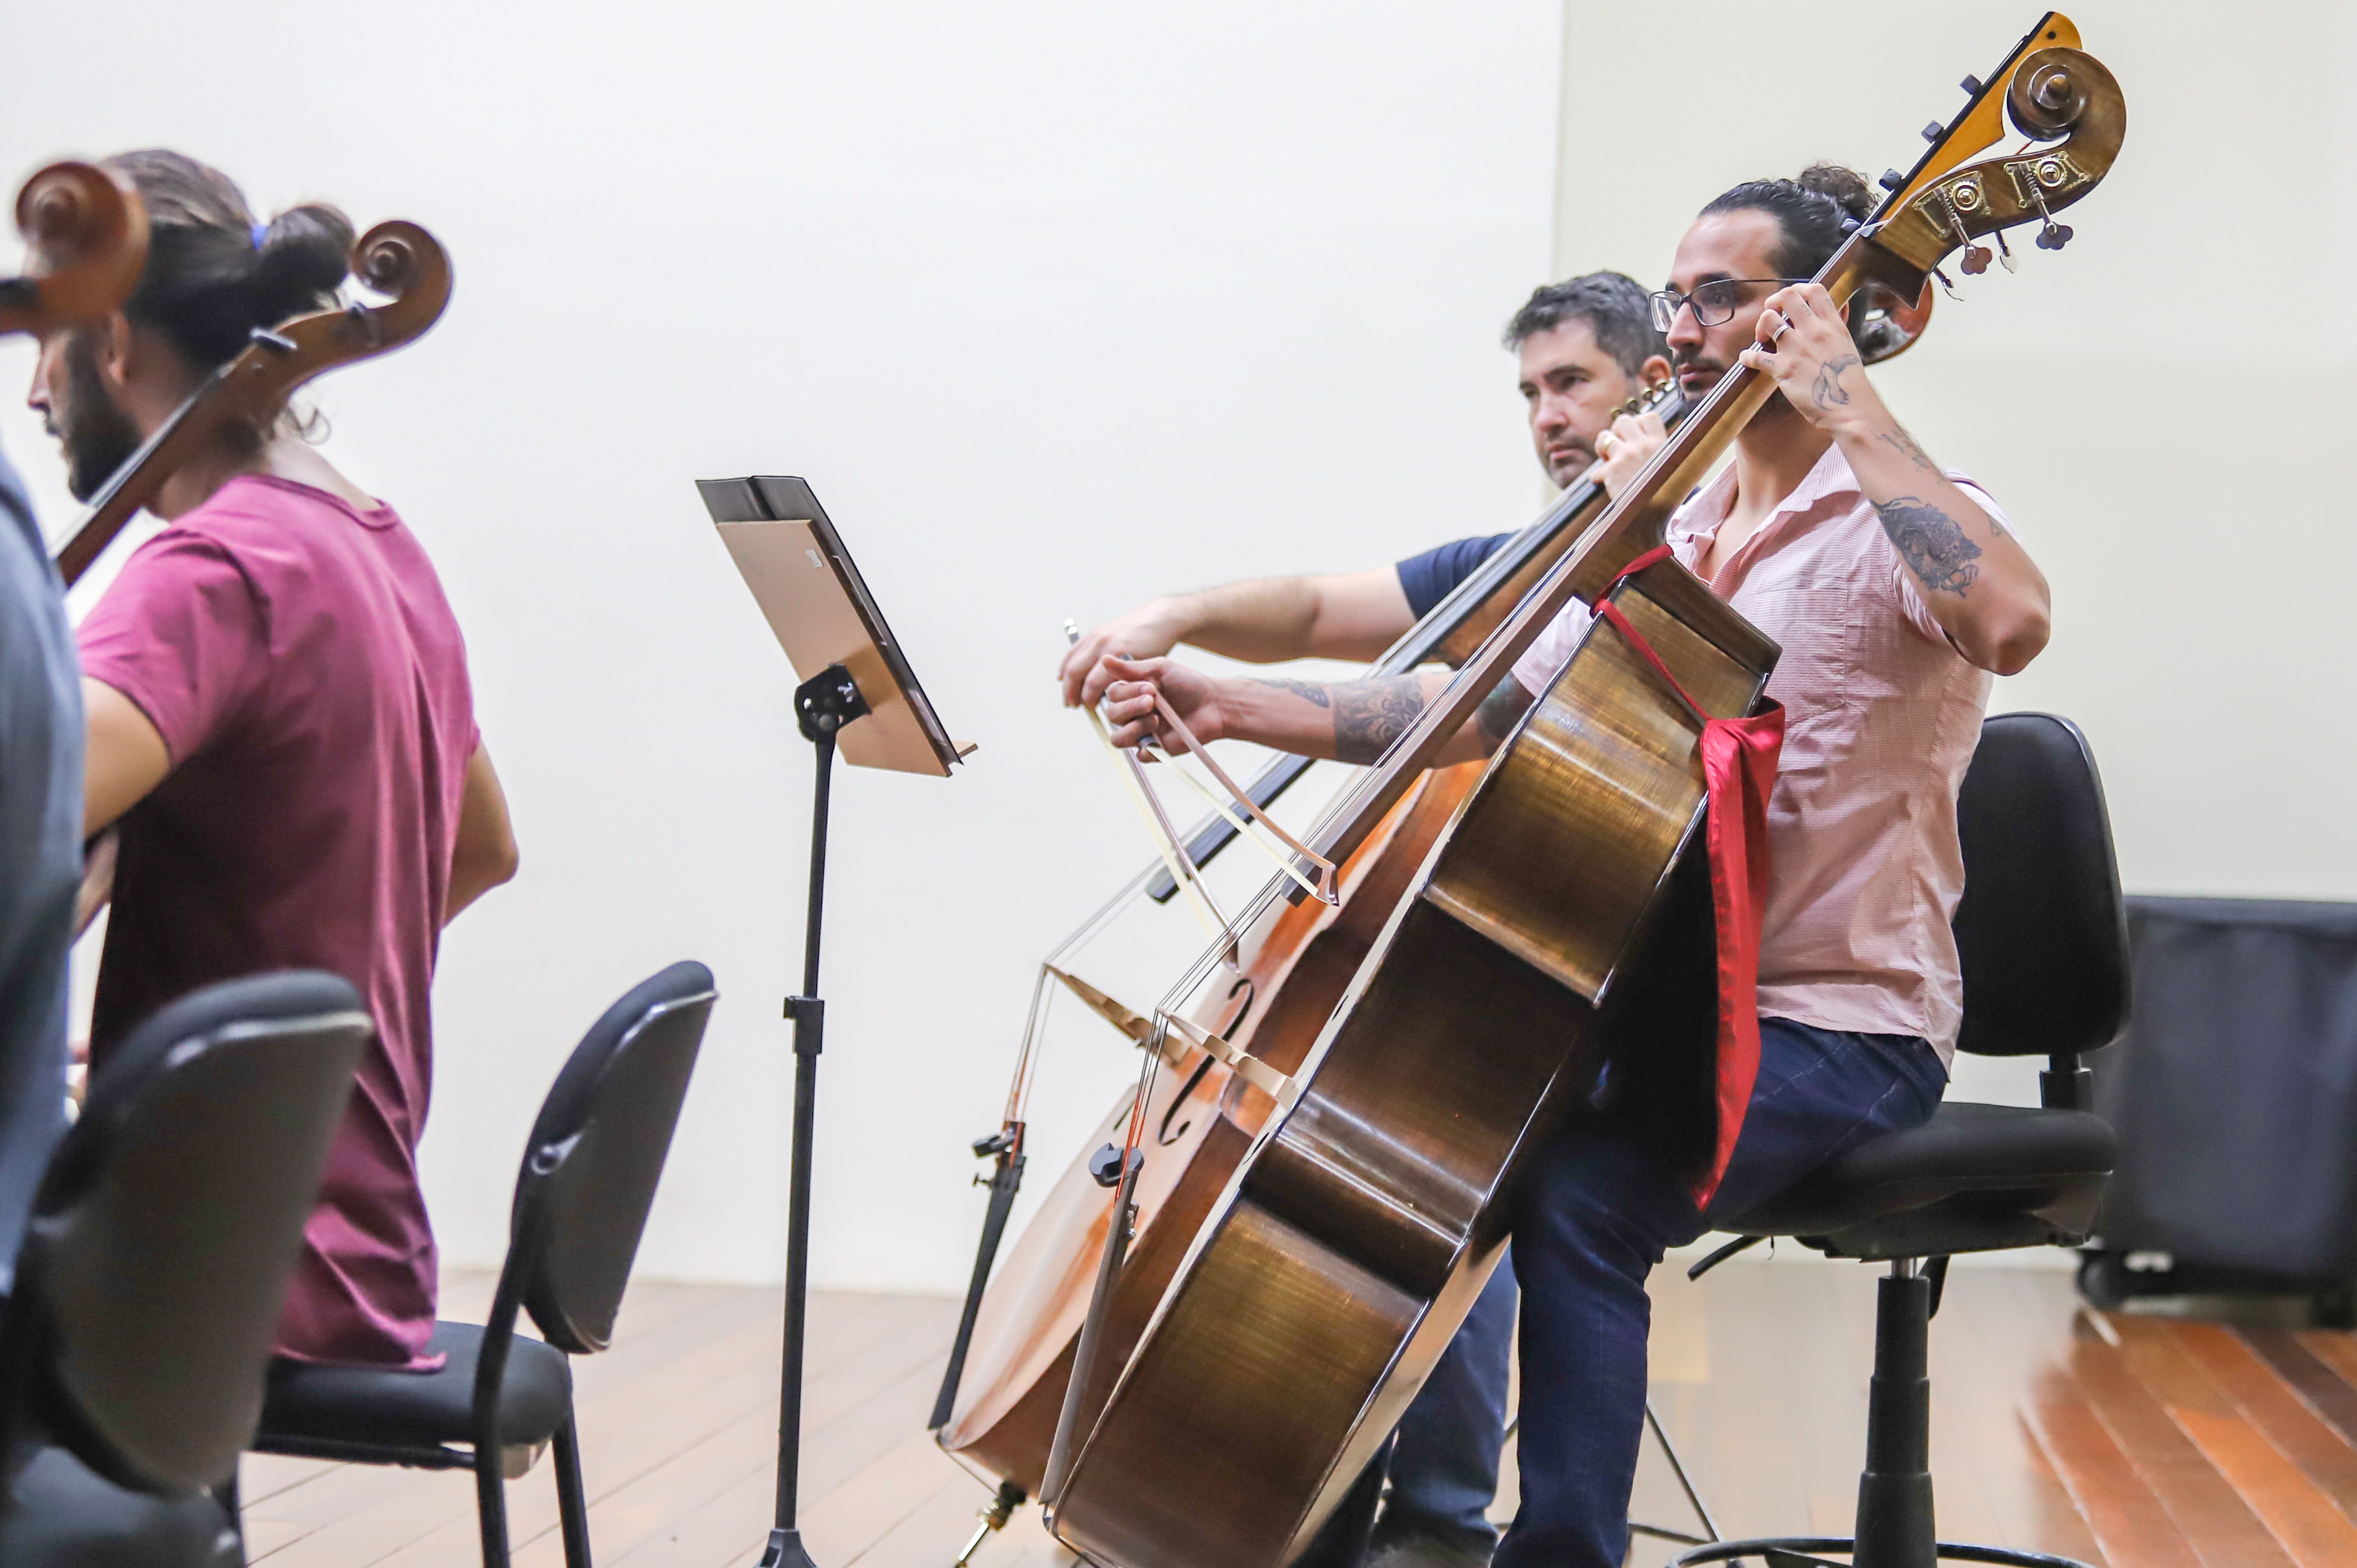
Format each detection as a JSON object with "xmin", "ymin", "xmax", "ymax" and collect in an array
[{"xmin": 1093, "ymin": 163, "xmax": 2054, "ymax": 1568}]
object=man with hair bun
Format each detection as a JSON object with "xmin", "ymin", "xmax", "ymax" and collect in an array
[
  {"xmin": 26, "ymin": 149, "xmax": 519, "ymax": 1375},
  {"xmin": 1093, "ymin": 163, "xmax": 2053, "ymax": 1567}
]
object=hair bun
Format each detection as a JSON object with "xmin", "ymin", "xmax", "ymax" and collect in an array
[
  {"xmin": 247, "ymin": 203, "xmax": 354, "ymax": 324},
  {"xmin": 1796, "ymin": 163, "xmax": 1874, "ymax": 223}
]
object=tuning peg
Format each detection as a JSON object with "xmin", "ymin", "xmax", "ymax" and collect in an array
[
  {"xmin": 1991, "ymin": 226, "xmax": 2018, "ymax": 273},
  {"xmin": 1931, "ymin": 265, "xmax": 1963, "ymax": 303},
  {"xmin": 1961, "ymin": 75, "xmax": 1984, "ymax": 97},
  {"xmin": 1933, "ymin": 184, "xmax": 1992, "ymax": 276},
  {"xmin": 1880, "ymin": 168, "xmax": 1906, "ymax": 192},
  {"xmin": 1922, "ymin": 121, "xmax": 1944, "ymax": 144},
  {"xmin": 2017, "ymin": 156, "xmax": 2077, "ymax": 251}
]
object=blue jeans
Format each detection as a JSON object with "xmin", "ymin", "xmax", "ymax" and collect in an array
[
  {"xmin": 1379, "ymin": 1255, "xmax": 1518, "ymax": 1553},
  {"xmin": 1496, "ymin": 1018, "xmax": 1948, "ymax": 1568},
  {"xmin": 1294, "ymin": 1262, "xmax": 1517, "ymax": 1567}
]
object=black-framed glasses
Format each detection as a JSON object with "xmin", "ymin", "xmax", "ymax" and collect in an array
[{"xmin": 1649, "ymin": 279, "xmax": 1809, "ymax": 333}]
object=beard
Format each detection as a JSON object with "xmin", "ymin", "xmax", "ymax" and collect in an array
[
  {"xmin": 1674, "ymin": 343, "xmax": 1797, "ymax": 421},
  {"xmin": 1671, "ymin": 343, "xmax": 1724, "ymax": 392},
  {"xmin": 54, "ymin": 332, "xmax": 145, "ymax": 503}
]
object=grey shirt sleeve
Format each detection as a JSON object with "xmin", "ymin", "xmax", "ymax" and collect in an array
[{"xmin": 0, "ymin": 443, "xmax": 80, "ymax": 1292}]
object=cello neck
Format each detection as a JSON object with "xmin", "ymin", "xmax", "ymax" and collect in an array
[{"xmin": 54, "ymin": 357, "xmax": 243, "ymax": 585}]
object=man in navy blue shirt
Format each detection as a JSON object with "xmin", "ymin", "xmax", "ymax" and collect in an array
[
  {"xmin": 1058, "ymin": 273, "xmax": 1669, "ymax": 1568},
  {"xmin": 0, "ymin": 439, "xmax": 80, "ymax": 1302}
]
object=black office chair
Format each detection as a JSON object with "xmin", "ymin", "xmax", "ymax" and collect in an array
[
  {"xmin": 252, "ymin": 961, "xmax": 716, "ymax": 1568},
  {"xmin": 0, "ymin": 971, "xmax": 371, "ymax": 1566},
  {"xmin": 1672, "ymin": 713, "xmax": 2127, "ymax": 1568}
]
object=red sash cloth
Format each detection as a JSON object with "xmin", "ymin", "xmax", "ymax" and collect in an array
[{"xmin": 1591, "ymin": 546, "xmax": 1785, "ymax": 1207}]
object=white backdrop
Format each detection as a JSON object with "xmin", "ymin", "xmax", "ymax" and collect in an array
[{"xmin": 1, "ymin": 2, "xmax": 1566, "ymax": 1290}]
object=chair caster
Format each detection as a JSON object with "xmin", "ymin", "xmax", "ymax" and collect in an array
[{"xmin": 1671, "ymin": 1537, "xmax": 2097, "ymax": 1567}]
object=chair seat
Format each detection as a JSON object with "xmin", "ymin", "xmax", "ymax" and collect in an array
[
  {"xmin": 257, "ymin": 1320, "xmax": 574, "ymax": 1454},
  {"xmin": 1722, "ymin": 1101, "xmax": 2116, "ymax": 1244}
]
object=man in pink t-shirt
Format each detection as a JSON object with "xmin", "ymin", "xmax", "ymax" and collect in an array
[
  {"xmin": 27, "ymin": 150, "xmax": 517, "ymax": 1371},
  {"xmin": 1087, "ymin": 165, "xmax": 2055, "ymax": 1568}
]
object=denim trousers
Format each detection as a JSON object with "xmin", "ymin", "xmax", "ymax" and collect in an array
[
  {"xmin": 1495, "ymin": 1017, "xmax": 1948, "ymax": 1568},
  {"xmin": 1294, "ymin": 1258, "xmax": 1519, "ymax": 1567}
]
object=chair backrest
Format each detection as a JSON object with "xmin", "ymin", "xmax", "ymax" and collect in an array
[
  {"xmin": 1952, "ymin": 712, "xmax": 2131, "ymax": 1058},
  {"xmin": 511, "ymin": 961, "xmax": 715, "ymax": 1355},
  {"xmin": 5, "ymin": 971, "xmax": 368, "ymax": 1494}
]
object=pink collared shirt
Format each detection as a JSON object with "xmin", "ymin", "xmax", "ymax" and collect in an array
[{"xmin": 1511, "ymin": 445, "xmax": 2002, "ymax": 1065}]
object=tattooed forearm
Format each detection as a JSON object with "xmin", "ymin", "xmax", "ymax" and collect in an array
[
  {"xmin": 1875, "ymin": 495, "xmax": 1983, "ymax": 596},
  {"xmin": 1333, "ymin": 677, "xmax": 1429, "ymax": 765},
  {"xmin": 1873, "ymin": 424, "xmax": 1936, "ymax": 472},
  {"xmin": 1254, "ymin": 677, "xmax": 1332, "ymax": 709},
  {"xmin": 1475, "ymin": 675, "xmax": 1534, "ymax": 754},
  {"xmin": 1811, "ymin": 353, "xmax": 1861, "ymax": 410}
]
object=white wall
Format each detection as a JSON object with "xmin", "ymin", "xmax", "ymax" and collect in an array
[
  {"xmin": 1, "ymin": 2, "xmax": 1565, "ymax": 1290},
  {"xmin": 1553, "ymin": 1, "xmax": 2357, "ymax": 1112}
]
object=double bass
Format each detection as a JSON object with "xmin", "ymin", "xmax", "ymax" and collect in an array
[
  {"xmin": 935, "ymin": 170, "xmax": 1932, "ymax": 1546},
  {"xmin": 1043, "ymin": 17, "xmax": 2122, "ymax": 1568}
]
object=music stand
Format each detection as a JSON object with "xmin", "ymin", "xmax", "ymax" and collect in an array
[{"xmin": 699, "ymin": 476, "xmax": 973, "ymax": 1568}]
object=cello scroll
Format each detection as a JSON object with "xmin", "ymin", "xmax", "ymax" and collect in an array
[{"xmin": 0, "ymin": 162, "xmax": 149, "ymax": 338}]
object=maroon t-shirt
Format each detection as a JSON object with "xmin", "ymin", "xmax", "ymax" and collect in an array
[{"xmin": 78, "ymin": 475, "xmax": 475, "ymax": 1370}]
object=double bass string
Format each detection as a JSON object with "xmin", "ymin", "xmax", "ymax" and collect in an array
[{"xmin": 1003, "ymin": 861, "xmax": 1161, "ymax": 1129}]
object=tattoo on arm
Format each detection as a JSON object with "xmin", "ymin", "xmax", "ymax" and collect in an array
[
  {"xmin": 1332, "ymin": 677, "xmax": 1428, "ymax": 765},
  {"xmin": 1811, "ymin": 353, "xmax": 1861, "ymax": 410},
  {"xmin": 1873, "ymin": 424, "xmax": 1936, "ymax": 472},
  {"xmin": 1874, "ymin": 495, "xmax": 1983, "ymax": 596},
  {"xmin": 1254, "ymin": 677, "xmax": 1332, "ymax": 709},
  {"xmin": 1475, "ymin": 676, "xmax": 1535, "ymax": 753}
]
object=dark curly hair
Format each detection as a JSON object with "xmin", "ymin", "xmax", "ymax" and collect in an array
[
  {"xmin": 1501, "ymin": 270, "xmax": 1666, "ymax": 377},
  {"xmin": 1698, "ymin": 162, "xmax": 1874, "ymax": 282}
]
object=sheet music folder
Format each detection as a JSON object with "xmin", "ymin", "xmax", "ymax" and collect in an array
[{"xmin": 699, "ymin": 475, "xmax": 972, "ymax": 777}]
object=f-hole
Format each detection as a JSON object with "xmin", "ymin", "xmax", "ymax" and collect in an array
[
  {"xmin": 1223, "ymin": 974, "xmax": 1258, "ymax": 1031},
  {"xmin": 1156, "ymin": 1055, "xmax": 1216, "ymax": 1146},
  {"xmin": 1156, "ymin": 974, "xmax": 1258, "ymax": 1146}
]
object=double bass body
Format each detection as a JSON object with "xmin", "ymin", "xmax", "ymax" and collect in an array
[
  {"xmin": 1046, "ymin": 563, "xmax": 1776, "ymax": 1568},
  {"xmin": 937, "ymin": 760, "xmax": 1483, "ymax": 1492}
]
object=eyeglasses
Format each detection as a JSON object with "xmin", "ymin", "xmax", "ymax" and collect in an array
[{"xmin": 1649, "ymin": 279, "xmax": 1810, "ymax": 333}]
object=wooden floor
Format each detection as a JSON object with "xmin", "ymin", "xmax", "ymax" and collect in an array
[{"xmin": 234, "ymin": 1259, "xmax": 2357, "ymax": 1567}]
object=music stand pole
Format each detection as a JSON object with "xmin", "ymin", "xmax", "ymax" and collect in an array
[
  {"xmin": 700, "ymin": 474, "xmax": 971, "ymax": 1568},
  {"xmin": 760, "ymin": 663, "xmax": 869, "ymax": 1568}
]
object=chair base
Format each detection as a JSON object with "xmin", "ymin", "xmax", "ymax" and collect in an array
[{"xmin": 1671, "ymin": 1539, "xmax": 2094, "ymax": 1567}]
